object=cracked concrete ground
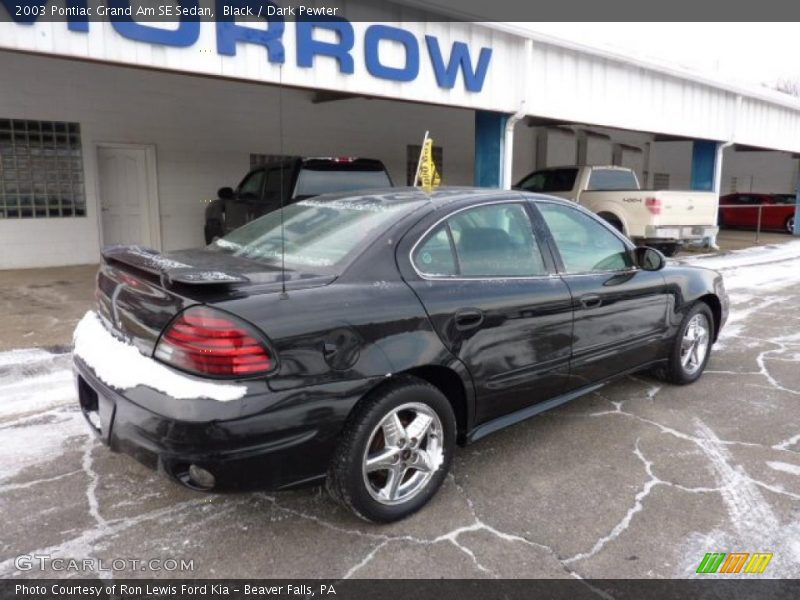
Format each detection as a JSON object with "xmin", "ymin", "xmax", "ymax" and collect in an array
[{"xmin": 1, "ymin": 242, "xmax": 799, "ymax": 580}]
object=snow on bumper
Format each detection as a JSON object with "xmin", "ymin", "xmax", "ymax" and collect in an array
[{"xmin": 72, "ymin": 311, "xmax": 247, "ymax": 402}]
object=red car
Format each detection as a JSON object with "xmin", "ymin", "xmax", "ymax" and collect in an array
[{"xmin": 719, "ymin": 193, "xmax": 797, "ymax": 234}]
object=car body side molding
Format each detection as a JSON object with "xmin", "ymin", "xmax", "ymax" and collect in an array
[{"xmin": 467, "ymin": 358, "xmax": 666, "ymax": 443}]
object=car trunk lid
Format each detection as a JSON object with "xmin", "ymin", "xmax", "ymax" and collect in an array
[{"xmin": 96, "ymin": 245, "xmax": 333, "ymax": 356}]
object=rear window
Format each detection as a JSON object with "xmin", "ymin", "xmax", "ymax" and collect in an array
[
  {"xmin": 516, "ymin": 168, "xmax": 578, "ymax": 193},
  {"xmin": 294, "ymin": 162, "xmax": 392, "ymax": 197},
  {"xmin": 587, "ymin": 169, "xmax": 639, "ymax": 191},
  {"xmin": 774, "ymin": 194, "xmax": 797, "ymax": 205},
  {"xmin": 209, "ymin": 197, "xmax": 420, "ymax": 271}
]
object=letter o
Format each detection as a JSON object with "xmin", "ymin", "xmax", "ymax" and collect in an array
[{"xmin": 364, "ymin": 25, "xmax": 419, "ymax": 82}]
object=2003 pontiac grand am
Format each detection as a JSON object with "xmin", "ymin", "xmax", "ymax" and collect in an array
[{"xmin": 73, "ymin": 187, "xmax": 728, "ymax": 522}]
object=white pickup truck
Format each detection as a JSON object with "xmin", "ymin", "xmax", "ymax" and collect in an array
[{"xmin": 515, "ymin": 165, "xmax": 719, "ymax": 256}]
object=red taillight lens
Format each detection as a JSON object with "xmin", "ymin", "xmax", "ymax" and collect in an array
[
  {"xmin": 645, "ymin": 197, "xmax": 662, "ymax": 215},
  {"xmin": 155, "ymin": 307, "xmax": 274, "ymax": 378}
]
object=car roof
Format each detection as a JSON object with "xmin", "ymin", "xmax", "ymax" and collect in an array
[{"xmin": 296, "ymin": 186, "xmax": 577, "ymax": 211}]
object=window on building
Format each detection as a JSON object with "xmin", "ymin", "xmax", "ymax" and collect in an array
[
  {"xmin": 653, "ymin": 173, "xmax": 671, "ymax": 189},
  {"xmin": 407, "ymin": 144, "xmax": 443, "ymax": 186},
  {"xmin": 0, "ymin": 119, "xmax": 85, "ymax": 218}
]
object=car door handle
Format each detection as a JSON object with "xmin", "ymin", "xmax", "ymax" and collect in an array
[
  {"xmin": 454, "ymin": 308, "xmax": 485, "ymax": 331},
  {"xmin": 579, "ymin": 294, "xmax": 603, "ymax": 309}
]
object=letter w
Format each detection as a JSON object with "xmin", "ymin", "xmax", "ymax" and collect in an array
[{"xmin": 425, "ymin": 36, "xmax": 492, "ymax": 92}]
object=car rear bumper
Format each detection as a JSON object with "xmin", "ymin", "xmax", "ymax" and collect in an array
[
  {"xmin": 641, "ymin": 225, "xmax": 719, "ymax": 243},
  {"xmin": 73, "ymin": 356, "xmax": 372, "ymax": 492}
]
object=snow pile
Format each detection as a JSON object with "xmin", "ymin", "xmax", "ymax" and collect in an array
[
  {"xmin": 0, "ymin": 412, "xmax": 88, "ymax": 482},
  {"xmin": 681, "ymin": 240, "xmax": 800, "ymax": 293},
  {"xmin": 0, "ymin": 349, "xmax": 75, "ymax": 419},
  {"xmin": 72, "ymin": 312, "xmax": 247, "ymax": 402},
  {"xmin": 682, "ymin": 240, "xmax": 800, "ymax": 271}
]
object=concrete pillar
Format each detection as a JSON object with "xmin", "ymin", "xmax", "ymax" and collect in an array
[
  {"xmin": 690, "ymin": 140, "xmax": 719, "ymax": 191},
  {"xmin": 474, "ymin": 110, "xmax": 508, "ymax": 188}
]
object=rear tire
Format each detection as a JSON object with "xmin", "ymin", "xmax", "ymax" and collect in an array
[
  {"xmin": 786, "ymin": 215, "xmax": 795, "ymax": 235},
  {"xmin": 658, "ymin": 302, "xmax": 714, "ymax": 385},
  {"xmin": 326, "ymin": 377, "xmax": 456, "ymax": 523}
]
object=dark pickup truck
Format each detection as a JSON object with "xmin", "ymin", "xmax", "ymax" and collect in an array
[{"xmin": 204, "ymin": 157, "xmax": 393, "ymax": 243}]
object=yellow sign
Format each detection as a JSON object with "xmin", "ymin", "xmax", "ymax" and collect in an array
[{"xmin": 418, "ymin": 138, "xmax": 441, "ymax": 193}]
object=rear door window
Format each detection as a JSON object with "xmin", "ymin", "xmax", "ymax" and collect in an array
[
  {"xmin": 413, "ymin": 225, "xmax": 458, "ymax": 276},
  {"xmin": 413, "ymin": 203, "xmax": 547, "ymax": 278}
]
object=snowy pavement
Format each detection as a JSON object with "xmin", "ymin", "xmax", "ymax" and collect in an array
[{"xmin": 1, "ymin": 243, "xmax": 799, "ymax": 580}]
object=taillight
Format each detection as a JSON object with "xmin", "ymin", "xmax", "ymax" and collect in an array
[
  {"xmin": 645, "ymin": 197, "xmax": 662, "ymax": 215},
  {"xmin": 154, "ymin": 306, "xmax": 275, "ymax": 378}
]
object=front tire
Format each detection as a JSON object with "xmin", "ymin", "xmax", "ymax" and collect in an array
[
  {"xmin": 786, "ymin": 215, "xmax": 795, "ymax": 235},
  {"xmin": 660, "ymin": 302, "xmax": 714, "ymax": 385},
  {"xmin": 326, "ymin": 377, "xmax": 456, "ymax": 523}
]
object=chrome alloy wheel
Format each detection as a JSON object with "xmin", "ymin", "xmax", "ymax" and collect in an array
[
  {"xmin": 680, "ymin": 313, "xmax": 710, "ymax": 375},
  {"xmin": 787, "ymin": 216, "xmax": 795, "ymax": 234},
  {"xmin": 362, "ymin": 402, "xmax": 444, "ymax": 506}
]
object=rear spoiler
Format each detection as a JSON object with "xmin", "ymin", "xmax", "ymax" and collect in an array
[{"xmin": 101, "ymin": 245, "xmax": 250, "ymax": 286}]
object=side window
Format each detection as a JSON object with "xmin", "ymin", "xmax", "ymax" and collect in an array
[
  {"xmin": 448, "ymin": 203, "xmax": 546, "ymax": 277},
  {"xmin": 413, "ymin": 225, "xmax": 457, "ymax": 276},
  {"xmin": 538, "ymin": 203, "xmax": 632, "ymax": 273},
  {"xmin": 238, "ymin": 170, "xmax": 265, "ymax": 198},
  {"xmin": 517, "ymin": 169, "xmax": 578, "ymax": 193}
]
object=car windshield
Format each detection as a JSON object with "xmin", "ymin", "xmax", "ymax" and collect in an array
[
  {"xmin": 209, "ymin": 197, "xmax": 418, "ymax": 271},
  {"xmin": 294, "ymin": 167, "xmax": 392, "ymax": 197},
  {"xmin": 774, "ymin": 194, "xmax": 797, "ymax": 205}
]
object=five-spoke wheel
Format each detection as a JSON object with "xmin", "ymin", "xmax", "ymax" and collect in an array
[
  {"xmin": 362, "ymin": 403, "xmax": 444, "ymax": 505},
  {"xmin": 659, "ymin": 302, "xmax": 715, "ymax": 384},
  {"xmin": 327, "ymin": 378, "xmax": 455, "ymax": 522},
  {"xmin": 680, "ymin": 313, "xmax": 710, "ymax": 376}
]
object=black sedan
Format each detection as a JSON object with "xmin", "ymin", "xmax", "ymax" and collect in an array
[{"xmin": 73, "ymin": 188, "xmax": 729, "ymax": 522}]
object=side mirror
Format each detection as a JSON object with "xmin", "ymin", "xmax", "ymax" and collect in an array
[
  {"xmin": 633, "ymin": 246, "xmax": 666, "ymax": 271},
  {"xmin": 218, "ymin": 187, "xmax": 235, "ymax": 200}
]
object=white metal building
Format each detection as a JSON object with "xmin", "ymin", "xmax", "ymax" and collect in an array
[{"xmin": 1, "ymin": 5, "xmax": 800, "ymax": 269}]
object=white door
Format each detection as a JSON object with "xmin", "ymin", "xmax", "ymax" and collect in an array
[{"xmin": 97, "ymin": 146, "xmax": 157, "ymax": 248}]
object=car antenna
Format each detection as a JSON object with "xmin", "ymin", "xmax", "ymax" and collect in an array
[{"xmin": 278, "ymin": 63, "xmax": 287, "ymax": 298}]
